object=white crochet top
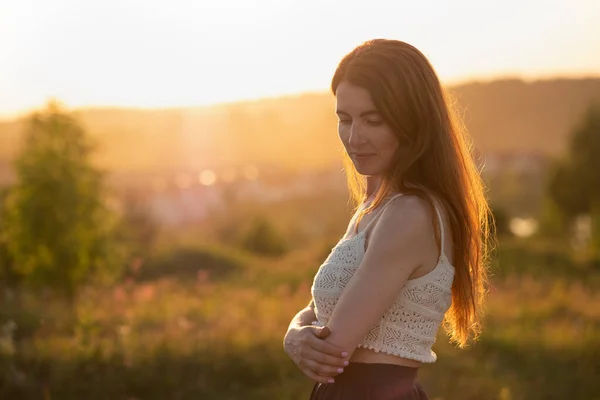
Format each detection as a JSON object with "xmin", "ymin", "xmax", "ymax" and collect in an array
[{"xmin": 310, "ymin": 194, "xmax": 455, "ymax": 363}]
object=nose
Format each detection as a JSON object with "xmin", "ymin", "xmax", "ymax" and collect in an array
[{"xmin": 348, "ymin": 122, "xmax": 367, "ymax": 146}]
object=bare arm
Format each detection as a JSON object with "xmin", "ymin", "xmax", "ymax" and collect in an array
[{"xmin": 323, "ymin": 197, "xmax": 433, "ymax": 356}]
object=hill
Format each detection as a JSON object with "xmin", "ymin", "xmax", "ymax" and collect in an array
[{"xmin": 1, "ymin": 77, "xmax": 599, "ymax": 173}]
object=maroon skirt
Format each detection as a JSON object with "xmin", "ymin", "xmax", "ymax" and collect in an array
[{"xmin": 309, "ymin": 363, "xmax": 428, "ymax": 400}]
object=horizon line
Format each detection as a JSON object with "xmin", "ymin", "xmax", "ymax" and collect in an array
[{"xmin": 2, "ymin": 72, "xmax": 599, "ymax": 122}]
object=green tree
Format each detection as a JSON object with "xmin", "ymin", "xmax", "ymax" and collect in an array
[
  {"xmin": 548, "ymin": 104, "xmax": 600, "ymax": 254},
  {"xmin": 3, "ymin": 100, "xmax": 123, "ymax": 301},
  {"xmin": 488, "ymin": 204, "xmax": 511, "ymax": 237},
  {"xmin": 0, "ymin": 187, "xmax": 17, "ymax": 288}
]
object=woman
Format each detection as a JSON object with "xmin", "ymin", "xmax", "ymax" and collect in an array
[{"xmin": 283, "ymin": 39, "xmax": 492, "ymax": 399}]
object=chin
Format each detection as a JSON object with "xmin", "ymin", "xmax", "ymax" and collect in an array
[
  {"xmin": 350, "ymin": 157, "xmax": 390, "ymax": 176},
  {"xmin": 353, "ymin": 165, "xmax": 383, "ymax": 176}
]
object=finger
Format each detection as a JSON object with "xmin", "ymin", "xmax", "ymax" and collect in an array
[
  {"xmin": 304, "ymin": 359, "xmax": 344, "ymax": 377},
  {"xmin": 302, "ymin": 367, "xmax": 336, "ymax": 384},
  {"xmin": 297, "ymin": 350, "xmax": 343, "ymax": 376},
  {"xmin": 306, "ymin": 348, "xmax": 349, "ymax": 368},
  {"xmin": 309, "ymin": 338, "xmax": 348, "ymax": 358}
]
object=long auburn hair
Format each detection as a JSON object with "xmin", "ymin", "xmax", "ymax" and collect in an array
[{"xmin": 331, "ymin": 39, "xmax": 493, "ymax": 347}]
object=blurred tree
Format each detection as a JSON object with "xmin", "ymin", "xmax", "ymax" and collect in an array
[
  {"xmin": 548, "ymin": 162, "xmax": 588, "ymax": 218},
  {"xmin": 488, "ymin": 204, "xmax": 511, "ymax": 237},
  {"xmin": 548, "ymin": 104, "xmax": 600, "ymax": 254},
  {"xmin": 537, "ymin": 197, "xmax": 570, "ymax": 239},
  {"xmin": 2, "ymin": 100, "xmax": 123, "ymax": 301},
  {"xmin": 241, "ymin": 216, "xmax": 288, "ymax": 257},
  {"xmin": 0, "ymin": 187, "xmax": 18, "ymax": 288}
]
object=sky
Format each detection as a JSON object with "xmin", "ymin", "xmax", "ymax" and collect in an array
[{"xmin": 1, "ymin": 0, "xmax": 599, "ymax": 118}]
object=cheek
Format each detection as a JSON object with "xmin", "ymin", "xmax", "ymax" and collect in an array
[
  {"xmin": 337, "ymin": 124, "xmax": 350, "ymax": 146},
  {"xmin": 376, "ymin": 128, "xmax": 400, "ymax": 154},
  {"xmin": 387, "ymin": 137, "xmax": 400, "ymax": 156}
]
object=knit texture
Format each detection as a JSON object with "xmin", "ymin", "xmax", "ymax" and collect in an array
[{"xmin": 310, "ymin": 197, "xmax": 454, "ymax": 363}]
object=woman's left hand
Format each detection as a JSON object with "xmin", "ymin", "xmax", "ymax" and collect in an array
[{"xmin": 284, "ymin": 325, "xmax": 349, "ymax": 383}]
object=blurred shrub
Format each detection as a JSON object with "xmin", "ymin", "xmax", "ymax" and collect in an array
[
  {"xmin": 137, "ymin": 245, "xmax": 245, "ymax": 282},
  {"xmin": 240, "ymin": 216, "xmax": 288, "ymax": 257}
]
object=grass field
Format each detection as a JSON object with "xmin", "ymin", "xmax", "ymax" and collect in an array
[{"xmin": 1, "ymin": 236, "xmax": 599, "ymax": 400}]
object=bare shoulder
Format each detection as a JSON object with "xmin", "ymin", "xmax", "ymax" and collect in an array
[
  {"xmin": 378, "ymin": 195, "xmax": 433, "ymax": 234},
  {"xmin": 363, "ymin": 195, "xmax": 436, "ymax": 270},
  {"xmin": 360, "ymin": 195, "xmax": 434, "ymax": 258}
]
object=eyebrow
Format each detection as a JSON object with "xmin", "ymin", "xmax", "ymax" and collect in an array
[{"xmin": 335, "ymin": 109, "xmax": 381, "ymax": 118}]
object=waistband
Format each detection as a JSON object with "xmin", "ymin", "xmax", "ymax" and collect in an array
[{"xmin": 337, "ymin": 362, "xmax": 419, "ymax": 384}]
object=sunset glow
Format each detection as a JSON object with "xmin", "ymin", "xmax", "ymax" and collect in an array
[{"xmin": 1, "ymin": 0, "xmax": 599, "ymax": 118}]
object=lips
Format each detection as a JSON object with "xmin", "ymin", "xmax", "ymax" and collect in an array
[{"xmin": 351, "ymin": 153, "xmax": 375, "ymax": 160}]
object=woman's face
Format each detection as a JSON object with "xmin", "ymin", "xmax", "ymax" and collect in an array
[{"xmin": 335, "ymin": 81, "xmax": 400, "ymax": 177}]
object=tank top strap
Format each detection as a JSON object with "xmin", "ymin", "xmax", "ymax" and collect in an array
[
  {"xmin": 362, "ymin": 193, "xmax": 404, "ymax": 232},
  {"xmin": 433, "ymin": 202, "xmax": 444, "ymax": 254},
  {"xmin": 432, "ymin": 199, "xmax": 446, "ymax": 259}
]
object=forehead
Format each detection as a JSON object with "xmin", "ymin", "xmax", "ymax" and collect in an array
[{"xmin": 335, "ymin": 81, "xmax": 376, "ymax": 112}]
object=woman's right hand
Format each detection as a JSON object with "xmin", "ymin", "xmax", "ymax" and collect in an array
[{"xmin": 283, "ymin": 325, "xmax": 350, "ymax": 384}]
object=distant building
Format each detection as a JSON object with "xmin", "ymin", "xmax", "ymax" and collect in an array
[
  {"xmin": 107, "ymin": 165, "xmax": 348, "ymax": 228},
  {"xmin": 482, "ymin": 150, "xmax": 549, "ymax": 176}
]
